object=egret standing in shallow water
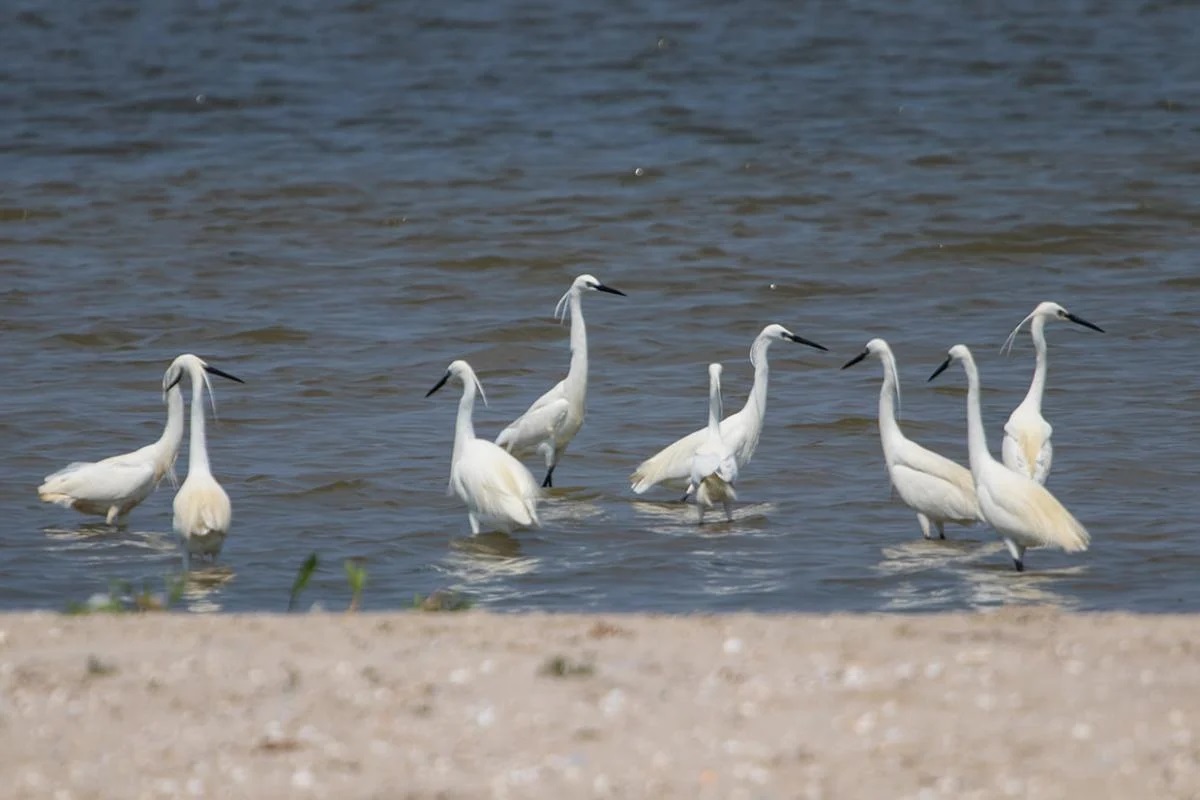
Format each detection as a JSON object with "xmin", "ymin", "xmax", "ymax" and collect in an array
[
  {"xmin": 39, "ymin": 360, "xmax": 187, "ymax": 526},
  {"xmin": 842, "ymin": 338, "xmax": 980, "ymax": 539},
  {"xmin": 929, "ymin": 345, "xmax": 1090, "ymax": 571},
  {"xmin": 630, "ymin": 323, "xmax": 827, "ymax": 496},
  {"xmin": 430, "ymin": 360, "xmax": 540, "ymax": 535},
  {"xmin": 690, "ymin": 363, "xmax": 738, "ymax": 524},
  {"xmin": 168, "ymin": 354, "xmax": 244, "ymax": 569},
  {"xmin": 496, "ymin": 274, "xmax": 626, "ymax": 488},
  {"xmin": 1000, "ymin": 301, "xmax": 1104, "ymax": 485}
]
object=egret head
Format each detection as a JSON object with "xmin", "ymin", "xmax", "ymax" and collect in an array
[
  {"xmin": 574, "ymin": 273, "xmax": 626, "ymax": 297},
  {"xmin": 708, "ymin": 363, "xmax": 723, "ymax": 380},
  {"xmin": 929, "ymin": 344, "xmax": 972, "ymax": 382},
  {"xmin": 425, "ymin": 359, "xmax": 488, "ymax": 406},
  {"xmin": 1002, "ymin": 301, "xmax": 1105, "ymax": 355},
  {"xmin": 841, "ymin": 337, "xmax": 891, "ymax": 369},
  {"xmin": 758, "ymin": 323, "xmax": 828, "ymax": 352},
  {"xmin": 555, "ymin": 274, "xmax": 627, "ymax": 321},
  {"xmin": 162, "ymin": 354, "xmax": 243, "ymax": 416},
  {"xmin": 163, "ymin": 354, "xmax": 244, "ymax": 394}
]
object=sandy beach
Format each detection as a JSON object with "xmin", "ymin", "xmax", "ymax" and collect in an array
[{"xmin": 1, "ymin": 608, "xmax": 1197, "ymax": 799}]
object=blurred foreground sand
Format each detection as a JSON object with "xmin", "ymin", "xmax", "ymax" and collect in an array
[{"xmin": 1, "ymin": 608, "xmax": 1197, "ymax": 799}]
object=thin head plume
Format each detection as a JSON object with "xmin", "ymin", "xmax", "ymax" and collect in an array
[
  {"xmin": 470, "ymin": 369, "xmax": 489, "ymax": 408},
  {"xmin": 1001, "ymin": 310, "xmax": 1037, "ymax": 356},
  {"xmin": 200, "ymin": 367, "xmax": 220, "ymax": 421},
  {"xmin": 553, "ymin": 287, "xmax": 573, "ymax": 325}
]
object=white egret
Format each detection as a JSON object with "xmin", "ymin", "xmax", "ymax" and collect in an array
[
  {"xmin": 630, "ymin": 323, "xmax": 827, "ymax": 496},
  {"xmin": 168, "ymin": 354, "xmax": 244, "ymax": 568},
  {"xmin": 1000, "ymin": 301, "xmax": 1104, "ymax": 485},
  {"xmin": 690, "ymin": 363, "xmax": 738, "ymax": 524},
  {"xmin": 929, "ymin": 345, "xmax": 1090, "ymax": 571},
  {"xmin": 38, "ymin": 364, "xmax": 187, "ymax": 525},
  {"xmin": 495, "ymin": 274, "xmax": 626, "ymax": 488},
  {"xmin": 429, "ymin": 360, "xmax": 540, "ymax": 535},
  {"xmin": 842, "ymin": 338, "xmax": 980, "ymax": 539}
]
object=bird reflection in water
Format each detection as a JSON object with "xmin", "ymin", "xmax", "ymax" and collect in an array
[
  {"xmin": 441, "ymin": 532, "xmax": 540, "ymax": 604},
  {"xmin": 181, "ymin": 564, "xmax": 235, "ymax": 613}
]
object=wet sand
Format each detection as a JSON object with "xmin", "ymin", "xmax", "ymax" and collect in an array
[{"xmin": 2, "ymin": 608, "xmax": 1197, "ymax": 799}]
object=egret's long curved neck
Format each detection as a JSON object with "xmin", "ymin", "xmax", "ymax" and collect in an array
[
  {"xmin": 452, "ymin": 380, "xmax": 478, "ymax": 463},
  {"xmin": 1022, "ymin": 315, "xmax": 1048, "ymax": 412},
  {"xmin": 158, "ymin": 386, "xmax": 185, "ymax": 456},
  {"xmin": 961, "ymin": 353, "xmax": 993, "ymax": 476},
  {"xmin": 744, "ymin": 336, "xmax": 772, "ymax": 421},
  {"xmin": 707, "ymin": 373, "xmax": 723, "ymax": 437},
  {"xmin": 187, "ymin": 372, "xmax": 211, "ymax": 475},
  {"xmin": 877, "ymin": 352, "xmax": 901, "ymax": 443},
  {"xmin": 564, "ymin": 291, "xmax": 588, "ymax": 401}
]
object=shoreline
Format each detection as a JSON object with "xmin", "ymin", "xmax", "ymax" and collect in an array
[{"xmin": 2, "ymin": 608, "xmax": 1197, "ymax": 799}]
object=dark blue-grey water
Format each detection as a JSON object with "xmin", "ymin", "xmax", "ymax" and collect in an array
[{"xmin": 1, "ymin": 0, "xmax": 1198, "ymax": 612}]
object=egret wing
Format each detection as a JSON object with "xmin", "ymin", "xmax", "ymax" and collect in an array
[
  {"xmin": 39, "ymin": 458, "xmax": 156, "ymax": 507},
  {"xmin": 630, "ymin": 427, "xmax": 707, "ymax": 493},
  {"xmin": 979, "ymin": 466, "xmax": 1089, "ymax": 552},
  {"xmin": 1002, "ymin": 416, "xmax": 1052, "ymax": 483},
  {"xmin": 495, "ymin": 389, "xmax": 569, "ymax": 455},
  {"xmin": 716, "ymin": 451, "xmax": 738, "ymax": 484},
  {"xmin": 689, "ymin": 446, "xmax": 723, "ymax": 488},
  {"xmin": 454, "ymin": 441, "xmax": 540, "ymax": 528},
  {"xmin": 888, "ymin": 439, "xmax": 979, "ymax": 522},
  {"xmin": 719, "ymin": 411, "xmax": 760, "ymax": 469},
  {"xmin": 173, "ymin": 480, "xmax": 231, "ymax": 535}
]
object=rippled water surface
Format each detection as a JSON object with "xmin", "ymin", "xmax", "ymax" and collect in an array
[{"xmin": 2, "ymin": 0, "xmax": 1198, "ymax": 612}]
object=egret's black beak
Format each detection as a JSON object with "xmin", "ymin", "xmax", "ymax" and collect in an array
[
  {"xmin": 166, "ymin": 372, "xmax": 184, "ymax": 392},
  {"xmin": 841, "ymin": 350, "xmax": 869, "ymax": 370},
  {"xmin": 204, "ymin": 364, "xmax": 245, "ymax": 384},
  {"xmin": 784, "ymin": 332, "xmax": 829, "ymax": 352},
  {"xmin": 1065, "ymin": 312, "xmax": 1104, "ymax": 334},
  {"xmin": 594, "ymin": 283, "xmax": 627, "ymax": 297},
  {"xmin": 928, "ymin": 356, "xmax": 953, "ymax": 382},
  {"xmin": 425, "ymin": 371, "xmax": 451, "ymax": 398}
]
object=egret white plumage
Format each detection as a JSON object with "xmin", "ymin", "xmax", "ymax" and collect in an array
[
  {"xmin": 495, "ymin": 274, "xmax": 626, "ymax": 488},
  {"xmin": 842, "ymin": 338, "xmax": 980, "ymax": 539},
  {"xmin": 1000, "ymin": 301, "xmax": 1104, "ymax": 485},
  {"xmin": 929, "ymin": 345, "xmax": 1090, "ymax": 571},
  {"xmin": 630, "ymin": 323, "xmax": 827, "ymax": 496},
  {"xmin": 38, "ymin": 363, "xmax": 186, "ymax": 525},
  {"xmin": 168, "ymin": 354, "xmax": 244, "ymax": 568},
  {"xmin": 690, "ymin": 363, "xmax": 738, "ymax": 524},
  {"xmin": 429, "ymin": 360, "xmax": 541, "ymax": 535}
]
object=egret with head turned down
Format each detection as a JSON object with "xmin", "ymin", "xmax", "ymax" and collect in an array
[
  {"xmin": 495, "ymin": 274, "xmax": 626, "ymax": 488},
  {"xmin": 929, "ymin": 345, "xmax": 1089, "ymax": 571},
  {"xmin": 38, "ymin": 360, "xmax": 187, "ymax": 526},
  {"xmin": 430, "ymin": 360, "xmax": 540, "ymax": 535},
  {"xmin": 1000, "ymin": 301, "xmax": 1104, "ymax": 485},
  {"xmin": 690, "ymin": 363, "xmax": 738, "ymax": 524},
  {"xmin": 168, "ymin": 354, "xmax": 244, "ymax": 569},
  {"xmin": 842, "ymin": 338, "xmax": 980, "ymax": 540}
]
